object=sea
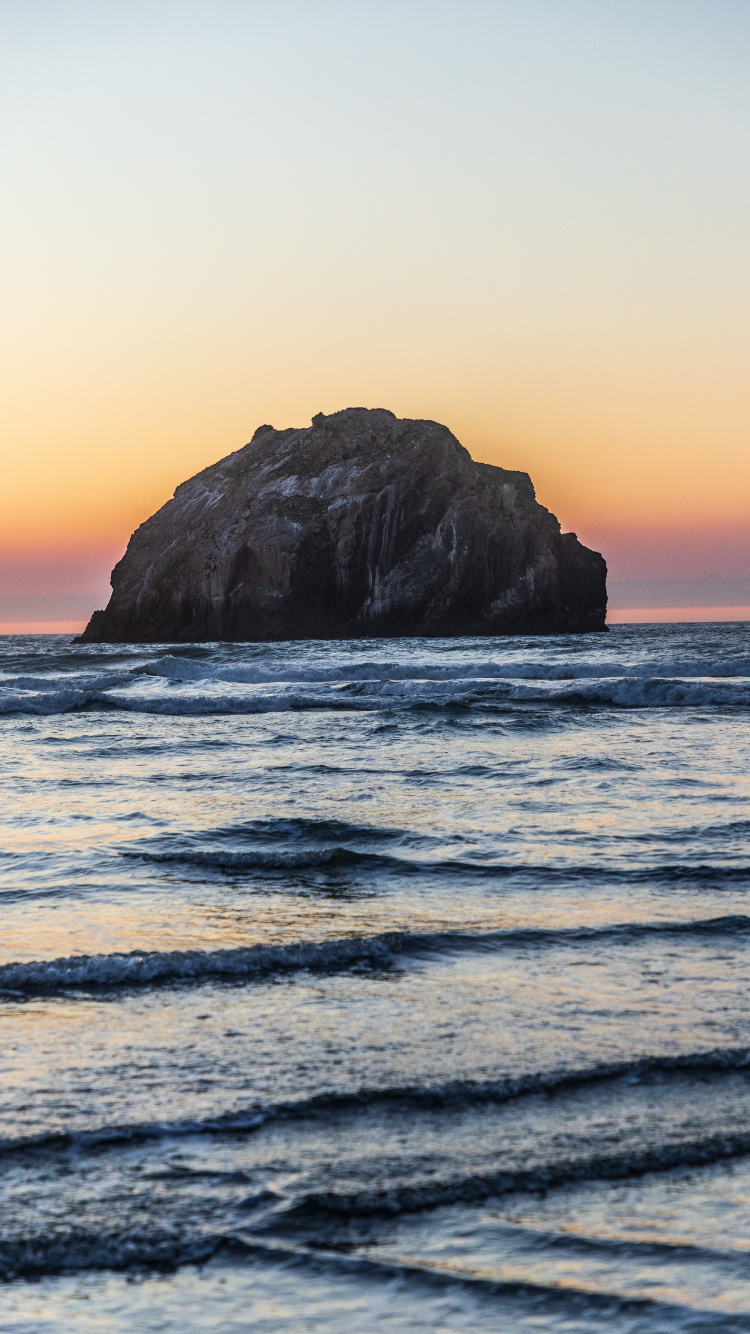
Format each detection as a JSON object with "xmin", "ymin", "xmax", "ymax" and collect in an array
[{"xmin": 2, "ymin": 621, "xmax": 750, "ymax": 1332}]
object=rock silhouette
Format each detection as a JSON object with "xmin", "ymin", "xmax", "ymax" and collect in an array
[{"xmin": 78, "ymin": 408, "xmax": 607, "ymax": 642}]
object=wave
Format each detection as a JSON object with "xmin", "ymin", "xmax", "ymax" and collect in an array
[
  {"xmin": 7, "ymin": 1139, "xmax": 750, "ymax": 1305},
  {"xmin": 3, "ymin": 915, "xmax": 750, "ymax": 997},
  {"xmin": 125, "ymin": 844, "xmax": 750, "ymax": 885},
  {"xmin": 0, "ymin": 685, "xmax": 373, "ymax": 717},
  {"xmin": 143, "ymin": 653, "xmax": 750, "ymax": 685},
  {"xmin": 0, "ymin": 932, "xmax": 402, "ymax": 995},
  {"xmin": 4, "ymin": 1232, "xmax": 745, "ymax": 1333},
  {"xmin": 3, "ymin": 648, "xmax": 750, "ymax": 714},
  {"xmin": 120, "ymin": 815, "xmax": 750, "ymax": 882},
  {"xmin": 280, "ymin": 1128, "xmax": 750, "ymax": 1224},
  {"xmin": 227, "ymin": 1237, "xmax": 750, "ymax": 1330},
  {"xmin": 0, "ymin": 686, "xmax": 116, "ymax": 715},
  {"xmin": 0, "ymin": 671, "xmax": 130, "ymax": 692},
  {"xmin": 0, "ymin": 1229, "xmax": 225, "ymax": 1282},
  {"xmin": 4, "ymin": 1232, "xmax": 748, "ymax": 1330},
  {"xmin": 6, "ymin": 1045, "xmax": 750, "ymax": 1157},
  {"xmin": 108, "ymin": 676, "xmax": 750, "ymax": 712},
  {"xmin": 0, "ymin": 670, "xmax": 136, "ymax": 715},
  {"xmin": 123, "ymin": 842, "xmax": 403, "ymax": 872},
  {"xmin": 531, "ymin": 677, "xmax": 750, "ymax": 708}
]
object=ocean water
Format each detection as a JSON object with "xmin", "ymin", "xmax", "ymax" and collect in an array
[{"xmin": 2, "ymin": 622, "xmax": 750, "ymax": 1332}]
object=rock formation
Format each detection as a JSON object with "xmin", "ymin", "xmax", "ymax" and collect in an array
[{"xmin": 77, "ymin": 408, "xmax": 607, "ymax": 643}]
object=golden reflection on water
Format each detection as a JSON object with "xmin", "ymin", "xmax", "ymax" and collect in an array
[{"xmin": 3, "ymin": 884, "xmax": 750, "ymax": 966}]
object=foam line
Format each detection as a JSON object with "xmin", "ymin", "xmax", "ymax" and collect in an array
[
  {"xmin": 143, "ymin": 653, "xmax": 750, "ymax": 684},
  {"xmin": 0, "ymin": 932, "xmax": 401, "ymax": 993},
  {"xmin": 3, "ymin": 915, "xmax": 750, "ymax": 995},
  {"xmin": 3, "ymin": 656, "xmax": 750, "ymax": 714}
]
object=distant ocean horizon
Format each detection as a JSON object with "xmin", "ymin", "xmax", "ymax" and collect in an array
[
  {"xmin": 3, "ymin": 607, "xmax": 750, "ymax": 634},
  {"xmin": 4, "ymin": 572, "xmax": 750, "ymax": 637}
]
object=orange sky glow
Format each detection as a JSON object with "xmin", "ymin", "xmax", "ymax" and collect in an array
[{"xmin": 1, "ymin": 2, "xmax": 748, "ymax": 629}]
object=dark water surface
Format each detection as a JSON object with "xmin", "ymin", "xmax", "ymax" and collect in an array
[{"xmin": 2, "ymin": 623, "xmax": 750, "ymax": 1331}]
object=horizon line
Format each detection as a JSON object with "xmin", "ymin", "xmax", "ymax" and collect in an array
[{"xmin": 1, "ymin": 608, "xmax": 750, "ymax": 636}]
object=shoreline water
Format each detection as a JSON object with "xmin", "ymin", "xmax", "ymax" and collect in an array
[{"xmin": 2, "ymin": 622, "xmax": 750, "ymax": 1330}]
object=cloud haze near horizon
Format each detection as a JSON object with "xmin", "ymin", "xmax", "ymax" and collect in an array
[{"xmin": 1, "ymin": 0, "xmax": 749, "ymax": 628}]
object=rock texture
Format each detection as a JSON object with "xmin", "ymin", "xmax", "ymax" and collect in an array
[{"xmin": 78, "ymin": 408, "xmax": 607, "ymax": 643}]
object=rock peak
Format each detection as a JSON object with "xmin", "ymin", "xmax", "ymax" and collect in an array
[{"xmin": 77, "ymin": 409, "xmax": 607, "ymax": 643}]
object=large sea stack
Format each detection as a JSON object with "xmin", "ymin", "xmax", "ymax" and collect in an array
[{"xmin": 78, "ymin": 408, "xmax": 607, "ymax": 642}]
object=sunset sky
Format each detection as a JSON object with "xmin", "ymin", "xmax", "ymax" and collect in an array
[{"xmin": 2, "ymin": 0, "xmax": 749, "ymax": 631}]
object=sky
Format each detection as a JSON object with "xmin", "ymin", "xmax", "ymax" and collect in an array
[{"xmin": 1, "ymin": 0, "xmax": 749, "ymax": 630}]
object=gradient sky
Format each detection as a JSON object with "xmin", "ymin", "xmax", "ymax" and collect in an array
[{"xmin": 2, "ymin": 0, "xmax": 749, "ymax": 627}]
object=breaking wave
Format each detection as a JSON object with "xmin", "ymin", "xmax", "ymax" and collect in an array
[
  {"xmin": 3, "ymin": 915, "xmax": 750, "ymax": 997},
  {"xmin": 0, "ymin": 932, "xmax": 402, "ymax": 995},
  {"xmin": 2, "ymin": 647, "xmax": 750, "ymax": 714},
  {"xmin": 142, "ymin": 653, "xmax": 750, "ymax": 685}
]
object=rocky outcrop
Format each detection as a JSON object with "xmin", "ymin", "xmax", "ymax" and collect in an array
[{"xmin": 77, "ymin": 408, "xmax": 607, "ymax": 643}]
